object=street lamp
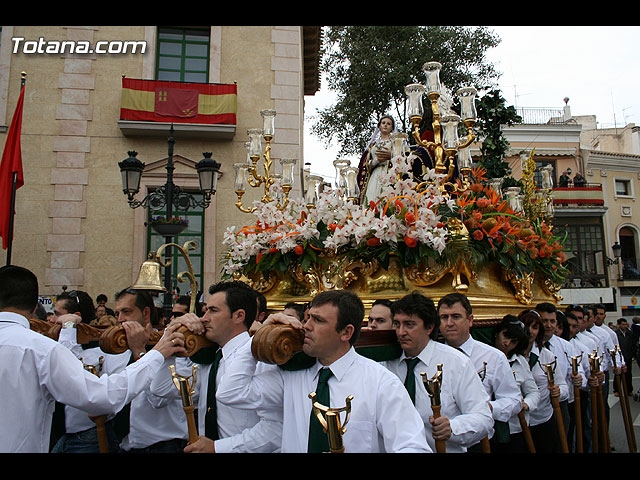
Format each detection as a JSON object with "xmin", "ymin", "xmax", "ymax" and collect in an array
[{"xmin": 118, "ymin": 124, "xmax": 221, "ymax": 316}]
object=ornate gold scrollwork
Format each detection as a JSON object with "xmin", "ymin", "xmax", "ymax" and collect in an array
[
  {"xmin": 502, "ymin": 269, "xmax": 535, "ymax": 305},
  {"xmin": 542, "ymin": 278, "xmax": 564, "ymax": 303}
]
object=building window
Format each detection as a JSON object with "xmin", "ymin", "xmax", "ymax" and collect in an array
[
  {"xmin": 556, "ymin": 222, "xmax": 607, "ymax": 288},
  {"xmin": 147, "ymin": 193, "xmax": 205, "ymax": 299},
  {"xmin": 615, "ymin": 178, "xmax": 632, "ymax": 197},
  {"xmin": 156, "ymin": 27, "xmax": 210, "ymax": 83}
]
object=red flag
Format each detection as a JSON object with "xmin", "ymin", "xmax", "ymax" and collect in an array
[{"xmin": 0, "ymin": 84, "xmax": 25, "ymax": 250}]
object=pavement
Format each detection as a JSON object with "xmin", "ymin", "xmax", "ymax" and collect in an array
[{"xmin": 605, "ymin": 372, "xmax": 639, "ymax": 454}]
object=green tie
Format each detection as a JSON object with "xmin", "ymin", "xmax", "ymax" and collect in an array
[
  {"xmin": 308, "ymin": 367, "xmax": 333, "ymax": 453},
  {"xmin": 404, "ymin": 357, "xmax": 420, "ymax": 404},
  {"xmin": 528, "ymin": 351, "xmax": 539, "ymax": 370},
  {"xmin": 544, "ymin": 341, "xmax": 551, "ymax": 349},
  {"xmin": 204, "ymin": 348, "xmax": 223, "ymax": 440}
]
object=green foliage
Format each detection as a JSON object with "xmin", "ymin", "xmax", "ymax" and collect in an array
[
  {"xmin": 475, "ymin": 89, "xmax": 522, "ymax": 179},
  {"xmin": 312, "ymin": 26, "xmax": 501, "ymax": 157}
]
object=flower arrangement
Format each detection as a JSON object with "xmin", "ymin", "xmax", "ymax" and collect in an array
[
  {"xmin": 221, "ymin": 153, "xmax": 570, "ymax": 290},
  {"xmin": 438, "ymin": 166, "xmax": 570, "ymax": 286}
]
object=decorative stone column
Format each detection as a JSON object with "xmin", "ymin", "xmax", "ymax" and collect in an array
[{"xmin": 45, "ymin": 26, "xmax": 97, "ymax": 291}]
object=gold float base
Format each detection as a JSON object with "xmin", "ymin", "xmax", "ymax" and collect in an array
[{"xmin": 238, "ymin": 257, "xmax": 561, "ymax": 328}]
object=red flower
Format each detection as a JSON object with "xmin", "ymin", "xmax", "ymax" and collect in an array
[
  {"xmin": 366, "ymin": 237, "xmax": 380, "ymax": 247},
  {"xmin": 472, "ymin": 229, "xmax": 484, "ymax": 241},
  {"xmin": 476, "ymin": 198, "xmax": 490, "ymax": 209},
  {"xmin": 256, "ymin": 251, "xmax": 264, "ymax": 264},
  {"xmin": 328, "ymin": 222, "xmax": 338, "ymax": 231},
  {"xmin": 436, "ymin": 222, "xmax": 445, "ymax": 228},
  {"xmin": 404, "ymin": 235, "xmax": 417, "ymax": 248},
  {"xmin": 404, "ymin": 211, "xmax": 415, "ymax": 225},
  {"xmin": 294, "ymin": 245, "xmax": 304, "ymax": 255},
  {"xmin": 269, "ymin": 247, "xmax": 278, "ymax": 254}
]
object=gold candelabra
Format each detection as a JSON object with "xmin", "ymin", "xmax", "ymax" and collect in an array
[
  {"xmin": 405, "ymin": 61, "xmax": 477, "ymax": 197},
  {"xmin": 234, "ymin": 109, "xmax": 297, "ymax": 213},
  {"xmin": 520, "ymin": 148, "xmax": 554, "ymax": 223}
]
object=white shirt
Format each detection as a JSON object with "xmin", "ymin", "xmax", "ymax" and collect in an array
[
  {"xmin": 590, "ymin": 324, "xmax": 621, "ymax": 371},
  {"xmin": 455, "ymin": 336, "xmax": 522, "ymax": 425},
  {"xmin": 525, "ymin": 344, "xmax": 569, "ymax": 426},
  {"xmin": 119, "ymin": 355, "xmax": 193, "ymax": 450},
  {"xmin": 506, "ymin": 354, "xmax": 540, "ymax": 434},
  {"xmin": 578, "ymin": 329, "xmax": 607, "ymax": 373},
  {"xmin": 381, "ymin": 340, "xmax": 493, "ymax": 452},
  {"xmin": 56, "ymin": 328, "xmax": 131, "ymax": 434},
  {"xmin": 216, "ymin": 341, "xmax": 431, "ymax": 453},
  {"xmin": 0, "ymin": 311, "xmax": 164, "ymax": 453},
  {"xmin": 547, "ymin": 334, "xmax": 586, "ymax": 400},
  {"xmin": 149, "ymin": 331, "xmax": 282, "ymax": 453}
]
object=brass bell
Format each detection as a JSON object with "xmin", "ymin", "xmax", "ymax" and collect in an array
[{"xmin": 132, "ymin": 252, "xmax": 167, "ymax": 292}]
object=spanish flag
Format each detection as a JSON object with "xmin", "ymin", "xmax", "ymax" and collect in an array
[{"xmin": 120, "ymin": 78, "xmax": 237, "ymax": 125}]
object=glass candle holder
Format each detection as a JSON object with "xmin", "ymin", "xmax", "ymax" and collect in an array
[
  {"xmin": 233, "ymin": 163, "xmax": 249, "ymax": 192},
  {"xmin": 279, "ymin": 158, "xmax": 297, "ymax": 187},
  {"xmin": 390, "ymin": 132, "xmax": 409, "ymax": 158},
  {"xmin": 457, "ymin": 145, "xmax": 473, "ymax": 171},
  {"xmin": 333, "ymin": 159, "xmax": 351, "ymax": 189},
  {"xmin": 260, "ymin": 109, "xmax": 276, "ymax": 140},
  {"xmin": 456, "ymin": 86, "xmax": 477, "ymax": 122},
  {"xmin": 342, "ymin": 167, "xmax": 360, "ymax": 201},
  {"xmin": 422, "ymin": 61, "xmax": 442, "ymax": 95},
  {"xmin": 405, "ymin": 83, "xmax": 426, "ymax": 122},
  {"xmin": 440, "ymin": 114, "xmax": 461, "ymax": 150},
  {"xmin": 247, "ymin": 129, "xmax": 263, "ymax": 159}
]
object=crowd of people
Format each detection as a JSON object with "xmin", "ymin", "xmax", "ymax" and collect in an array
[{"xmin": 0, "ymin": 263, "xmax": 637, "ymax": 454}]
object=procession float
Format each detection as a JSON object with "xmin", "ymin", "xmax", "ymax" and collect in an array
[{"xmin": 223, "ymin": 61, "xmax": 569, "ymax": 331}]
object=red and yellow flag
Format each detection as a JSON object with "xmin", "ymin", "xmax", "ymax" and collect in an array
[{"xmin": 120, "ymin": 78, "xmax": 237, "ymax": 125}]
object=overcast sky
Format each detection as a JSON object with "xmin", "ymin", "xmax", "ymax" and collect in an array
[{"xmin": 303, "ymin": 25, "xmax": 640, "ymax": 183}]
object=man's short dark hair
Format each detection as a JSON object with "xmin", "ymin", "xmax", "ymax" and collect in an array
[
  {"xmin": 284, "ymin": 301, "xmax": 305, "ymax": 321},
  {"xmin": 391, "ymin": 292, "xmax": 439, "ymax": 338},
  {"xmin": 115, "ymin": 287, "xmax": 155, "ymax": 314},
  {"xmin": 565, "ymin": 304, "xmax": 585, "ymax": 316},
  {"xmin": 256, "ymin": 292, "xmax": 267, "ymax": 315},
  {"xmin": 617, "ymin": 318, "xmax": 628, "ymax": 325},
  {"xmin": 594, "ymin": 303, "xmax": 606, "ymax": 312},
  {"xmin": 208, "ymin": 280, "xmax": 257, "ymax": 330},
  {"xmin": 96, "ymin": 294, "xmax": 108, "ymax": 304},
  {"xmin": 372, "ymin": 298, "xmax": 393, "ymax": 310},
  {"xmin": 0, "ymin": 265, "xmax": 39, "ymax": 312},
  {"xmin": 175, "ymin": 295, "xmax": 191, "ymax": 309},
  {"xmin": 311, "ymin": 290, "xmax": 364, "ymax": 346},
  {"xmin": 437, "ymin": 292, "xmax": 472, "ymax": 316},
  {"xmin": 57, "ymin": 290, "xmax": 96, "ymax": 324},
  {"xmin": 535, "ymin": 302, "xmax": 557, "ymax": 314}
]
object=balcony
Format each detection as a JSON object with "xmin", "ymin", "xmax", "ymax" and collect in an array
[
  {"xmin": 117, "ymin": 78, "xmax": 237, "ymax": 140},
  {"xmin": 551, "ymin": 184, "xmax": 606, "ymax": 217}
]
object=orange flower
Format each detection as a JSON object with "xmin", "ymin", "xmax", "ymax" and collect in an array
[
  {"xmin": 269, "ymin": 247, "xmax": 278, "ymax": 254},
  {"xmin": 476, "ymin": 198, "xmax": 490, "ymax": 209},
  {"xmin": 404, "ymin": 211, "xmax": 416, "ymax": 225},
  {"xmin": 294, "ymin": 245, "xmax": 304, "ymax": 255},
  {"xmin": 404, "ymin": 235, "xmax": 417, "ymax": 248},
  {"xmin": 366, "ymin": 237, "xmax": 381, "ymax": 247},
  {"xmin": 328, "ymin": 222, "xmax": 338, "ymax": 232}
]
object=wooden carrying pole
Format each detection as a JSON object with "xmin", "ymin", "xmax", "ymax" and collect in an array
[
  {"xmin": 517, "ymin": 410, "xmax": 536, "ymax": 453},
  {"xmin": 83, "ymin": 359, "xmax": 109, "ymax": 453},
  {"xmin": 421, "ymin": 366, "xmax": 446, "ymax": 453},
  {"xmin": 609, "ymin": 347, "xmax": 636, "ymax": 452},
  {"xmin": 568, "ymin": 356, "xmax": 583, "ymax": 453},
  {"xmin": 543, "ymin": 362, "xmax": 569, "ymax": 453}
]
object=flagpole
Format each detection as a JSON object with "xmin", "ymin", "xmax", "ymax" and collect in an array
[{"xmin": 4, "ymin": 72, "xmax": 26, "ymax": 266}]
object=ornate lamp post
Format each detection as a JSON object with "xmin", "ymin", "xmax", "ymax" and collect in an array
[{"xmin": 118, "ymin": 124, "xmax": 221, "ymax": 316}]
